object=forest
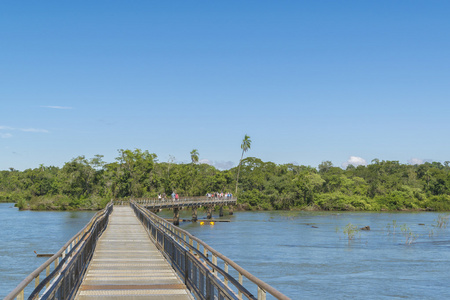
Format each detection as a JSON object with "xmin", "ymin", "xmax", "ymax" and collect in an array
[{"xmin": 1, "ymin": 148, "xmax": 450, "ymax": 211}]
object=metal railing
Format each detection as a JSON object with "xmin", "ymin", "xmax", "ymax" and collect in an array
[
  {"xmin": 131, "ymin": 201, "xmax": 290, "ymax": 300},
  {"xmin": 5, "ymin": 202, "xmax": 113, "ymax": 300},
  {"xmin": 114, "ymin": 197, "xmax": 237, "ymax": 212},
  {"xmin": 134, "ymin": 195, "xmax": 237, "ymax": 202},
  {"xmin": 119, "ymin": 196, "xmax": 236, "ymax": 204}
]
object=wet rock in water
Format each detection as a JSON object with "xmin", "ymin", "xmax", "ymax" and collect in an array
[
  {"xmin": 311, "ymin": 225, "xmax": 318, "ymax": 228},
  {"xmin": 360, "ymin": 226, "xmax": 370, "ymax": 231},
  {"xmin": 418, "ymin": 223, "xmax": 425, "ymax": 225}
]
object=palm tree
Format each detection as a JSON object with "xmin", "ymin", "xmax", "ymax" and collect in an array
[
  {"xmin": 235, "ymin": 134, "xmax": 251, "ymax": 194},
  {"xmin": 190, "ymin": 149, "xmax": 199, "ymax": 164}
]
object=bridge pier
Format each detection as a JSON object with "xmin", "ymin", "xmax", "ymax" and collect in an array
[
  {"xmin": 206, "ymin": 206, "xmax": 213, "ymax": 219},
  {"xmin": 192, "ymin": 206, "xmax": 198, "ymax": 222},
  {"xmin": 173, "ymin": 207, "xmax": 180, "ymax": 225},
  {"xmin": 229, "ymin": 205, "xmax": 234, "ymax": 215},
  {"xmin": 219, "ymin": 205, "xmax": 224, "ymax": 217}
]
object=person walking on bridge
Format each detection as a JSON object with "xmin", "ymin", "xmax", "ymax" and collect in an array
[{"xmin": 175, "ymin": 193, "xmax": 179, "ymax": 201}]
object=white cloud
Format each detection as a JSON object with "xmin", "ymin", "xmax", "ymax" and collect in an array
[
  {"xmin": 21, "ymin": 128, "xmax": 49, "ymax": 133},
  {"xmin": 199, "ymin": 159, "xmax": 212, "ymax": 165},
  {"xmin": 199, "ymin": 159, "xmax": 235, "ymax": 170},
  {"xmin": 41, "ymin": 106, "xmax": 73, "ymax": 109},
  {"xmin": 408, "ymin": 158, "xmax": 424, "ymax": 165},
  {"xmin": 0, "ymin": 126, "xmax": 48, "ymax": 134},
  {"xmin": 213, "ymin": 161, "xmax": 234, "ymax": 170},
  {"xmin": 342, "ymin": 156, "xmax": 367, "ymax": 168},
  {"xmin": 0, "ymin": 133, "xmax": 12, "ymax": 138}
]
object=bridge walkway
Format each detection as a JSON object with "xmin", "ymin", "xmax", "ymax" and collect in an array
[{"xmin": 75, "ymin": 206, "xmax": 193, "ymax": 300}]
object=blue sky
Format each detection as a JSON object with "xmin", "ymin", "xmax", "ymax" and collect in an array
[{"xmin": 1, "ymin": 1, "xmax": 450, "ymax": 171}]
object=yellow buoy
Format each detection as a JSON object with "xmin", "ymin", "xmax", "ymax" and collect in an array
[
  {"xmin": 210, "ymin": 222, "xmax": 215, "ymax": 225},
  {"xmin": 200, "ymin": 221, "xmax": 204, "ymax": 225}
]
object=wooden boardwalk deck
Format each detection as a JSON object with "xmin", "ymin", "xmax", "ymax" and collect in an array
[{"xmin": 75, "ymin": 206, "xmax": 193, "ymax": 300}]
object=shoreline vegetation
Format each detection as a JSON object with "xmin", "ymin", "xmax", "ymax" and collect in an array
[{"xmin": 1, "ymin": 149, "xmax": 450, "ymax": 212}]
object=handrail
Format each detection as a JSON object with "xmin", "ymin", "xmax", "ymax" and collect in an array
[
  {"xmin": 131, "ymin": 201, "xmax": 290, "ymax": 300},
  {"xmin": 117, "ymin": 195, "xmax": 237, "ymax": 203},
  {"xmin": 5, "ymin": 201, "xmax": 113, "ymax": 300},
  {"xmin": 131, "ymin": 197, "xmax": 237, "ymax": 210}
]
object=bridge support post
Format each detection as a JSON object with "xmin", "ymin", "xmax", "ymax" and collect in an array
[
  {"xmin": 229, "ymin": 205, "xmax": 234, "ymax": 215},
  {"xmin": 192, "ymin": 206, "xmax": 198, "ymax": 222},
  {"xmin": 219, "ymin": 205, "xmax": 224, "ymax": 217},
  {"xmin": 207, "ymin": 206, "xmax": 213, "ymax": 219},
  {"xmin": 173, "ymin": 207, "xmax": 180, "ymax": 225}
]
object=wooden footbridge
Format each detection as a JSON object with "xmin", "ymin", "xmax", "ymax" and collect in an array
[
  {"xmin": 5, "ymin": 199, "xmax": 290, "ymax": 300},
  {"xmin": 132, "ymin": 196, "xmax": 238, "ymax": 225}
]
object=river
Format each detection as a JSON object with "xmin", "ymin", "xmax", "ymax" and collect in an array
[
  {"xmin": 1, "ymin": 203, "xmax": 450, "ymax": 299},
  {"xmin": 0, "ymin": 203, "xmax": 96, "ymax": 298}
]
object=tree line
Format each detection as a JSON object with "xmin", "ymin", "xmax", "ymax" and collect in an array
[{"xmin": 1, "ymin": 149, "xmax": 450, "ymax": 211}]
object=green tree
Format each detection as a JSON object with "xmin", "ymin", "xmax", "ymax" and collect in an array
[
  {"xmin": 235, "ymin": 134, "xmax": 252, "ymax": 194},
  {"xmin": 59, "ymin": 156, "xmax": 96, "ymax": 198},
  {"xmin": 318, "ymin": 161, "xmax": 333, "ymax": 174},
  {"xmin": 190, "ymin": 149, "xmax": 199, "ymax": 164},
  {"xmin": 294, "ymin": 169, "xmax": 325, "ymax": 205},
  {"xmin": 115, "ymin": 149, "xmax": 157, "ymax": 197}
]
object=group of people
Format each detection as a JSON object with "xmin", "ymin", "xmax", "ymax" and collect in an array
[
  {"xmin": 171, "ymin": 192, "xmax": 179, "ymax": 201},
  {"xmin": 156, "ymin": 191, "xmax": 233, "ymax": 201},
  {"xmin": 157, "ymin": 192, "xmax": 179, "ymax": 201},
  {"xmin": 206, "ymin": 192, "xmax": 233, "ymax": 199}
]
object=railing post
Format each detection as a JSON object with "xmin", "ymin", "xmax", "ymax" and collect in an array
[
  {"xmin": 184, "ymin": 250, "xmax": 189, "ymax": 286},
  {"xmin": 238, "ymin": 272, "xmax": 243, "ymax": 300},
  {"xmin": 224, "ymin": 262, "xmax": 229, "ymax": 287},
  {"xmin": 46, "ymin": 265, "xmax": 51, "ymax": 288},
  {"xmin": 212, "ymin": 255, "xmax": 217, "ymax": 276},
  {"xmin": 258, "ymin": 286, "xmax": 267, "ymax": 300},
  {"xmin": 35, "ymin": 274, "xmax": 40, "ymax": 288},
  {"xmin": 17, "ymin": 290, "xmax": 24, "ymax": 300}
]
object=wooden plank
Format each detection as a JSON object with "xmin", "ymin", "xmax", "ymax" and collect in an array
[{"xmin": 80, "ymin": 284, "xmax": 186, "ymax": 290}]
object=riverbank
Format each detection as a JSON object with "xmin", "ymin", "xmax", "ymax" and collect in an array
[
  {"xmin": 13, "ymin": 195, "xmax": 110, "ymax": 211},
  {"xmin": 6, "ymin": 192, "xmax": 450, "ymax": 212},
  {"xmin": 238, "ymin": 190, "xmax": 450, "ymax": 212},
  {"xmin": 235, "ymin": 203, "xmax": 442, "ymax": 212},
  {"xmin": 8, "ymin": 200, "xmax": 450, "ymax": 212}
]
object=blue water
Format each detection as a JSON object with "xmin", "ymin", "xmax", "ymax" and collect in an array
[
  {"xmin": 1, "ymin": 203, "xmax": 450, "ymax": 299},
  {"xmin": 173, "ymin": 209, "xmax": 450, "ymax": 299},
  {"xmin": 0, "ymin": 203, "xmax": 95, "ymax": 298}
]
